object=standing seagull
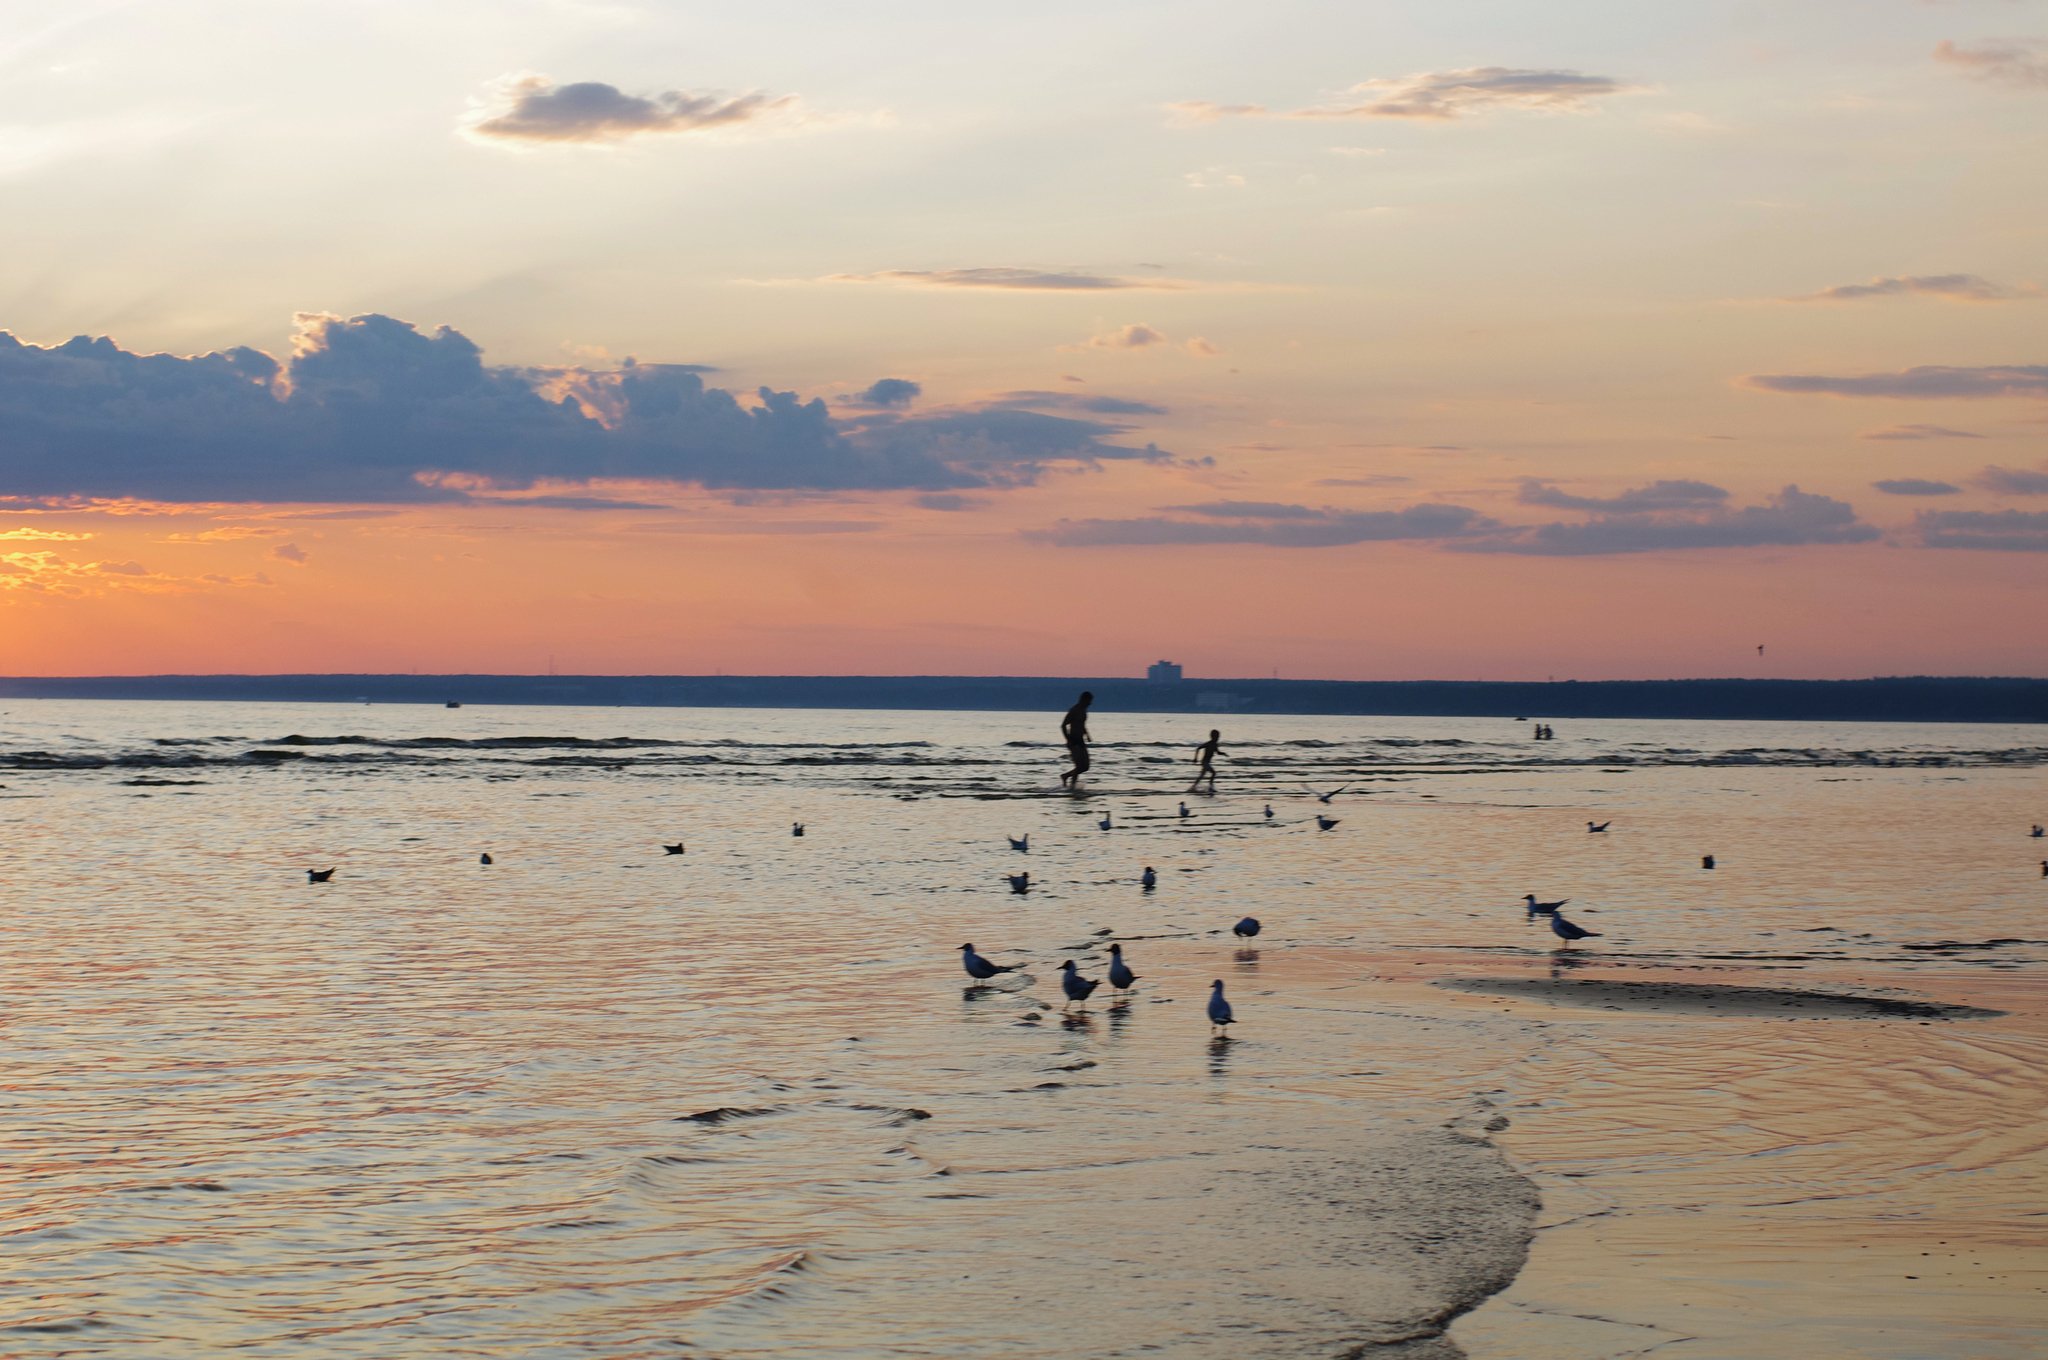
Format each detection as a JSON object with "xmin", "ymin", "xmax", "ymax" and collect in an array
[
  {"xmin": 307, "ymin": 867, "xmax": 335, "ymax": 884},
  {"xmin": 792, "ymin": 823, "xmax": 805, "ymax": 837},
  {"xmin": 1522, "ymin": 894, "xmax": 1568, "ymax": 921},
  {"xmin": 1058, "ymin": 959, "xmax": 1101, "ymax": 1009},
  {"xmin": 959, "ymin": 943, "xmax": 1022, "ymax": 981},
  {"xmin": 1550, "ymin": 913, "xmax": 1601, "ymax": 944},
  {"xmin": 1232, "ymin": 916, "xmax": 1261, "ymax": 938},
  {"xmin": 1263, "ymin": 804, "xmax": 1274, "ymax": 820},
  {"xmin": 1587, "ymin": 821, "xmax": 1611, "ymax": 834},
  {"xmin": 1316, "ymin": 815, "xmax": 1340, "ymax": 831},
  {"xmin": 479, "ymin": 852, "xmax": 493, "ymax": 866},
  {"xmin": 2031, "ymin": 825, "xmax": 2045, "ymax": 838},
  {"xmin": 1107, "ymin": 943, "xmax": 1138, "ymax": 994},
  {"xmin": 663, "ymin": 842, "xmax": 686, "ymax": 855},
  {"xmin": 1178, "ymin": 802, "xmax": 1192, "ymax": 819},
  {"xmin": 1207, "ymin": 979, "xmax": 1235, "ymax": 1033},
  {"xmin": 1098, "ymin": 812, "xmax": 1113, "ymax": 832},
  {"xmin": 1702, "ymin": 855, "xmax": 1715, "ymax": 870},
  {"xmin": 1009, "ymin": 834, "xmax": 1030, "ymax": 852},
  {"xmin": 1141, "ymin": 866, "xmax": 1157, "ymax": 890},
  {"xmin": 2040, "ymin": 860, "xmax": 2047, "ymax": 878},
  {"xmin": 1008, "ymin": 871, "xmax": 1031, "ymax": 894}
]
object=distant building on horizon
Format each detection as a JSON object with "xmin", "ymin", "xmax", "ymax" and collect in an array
[{"xmin": 1147, "ymin": 659, "xmax": 1183, "ymax": 683}]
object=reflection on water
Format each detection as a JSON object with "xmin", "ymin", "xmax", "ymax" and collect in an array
[{"xmin": 0, "ymin": 699, "xmax": 2041, "ymax": 1358}]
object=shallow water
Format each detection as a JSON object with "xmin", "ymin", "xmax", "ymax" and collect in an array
[{"xmin": 1, "ymin": 701, "xmax": 2042, "ymax": 1357}]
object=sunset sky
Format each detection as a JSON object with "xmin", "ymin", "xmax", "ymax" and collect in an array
[{"xmin": 2, "ymin": 0, "xmax": 2044, "ymax": 680}]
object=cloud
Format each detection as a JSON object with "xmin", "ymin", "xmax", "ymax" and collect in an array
[
  {"xmin": 0, "ymin": 314, "xmax": 1170, "ymax": 504},
  {"xmin": 1934, "ymin": 38, "xmax": 2048, "ymax": 88},
  {"xmin": 1744, "ymin": 365, "xmax": 2048, "ymax": 399},
  {"xmin": 1185, "ymin": 336, "xmax": 1220, "ymax": 357},
  {"xmin": 1171, "ymin": 67, "xmax": 1639, "ymax": 124},
  {"xmin": 484, "ymin": 494, "xmax": 676, "ymax": 510},
  {"xmin": 822, "ymin": 267, "xmax": 1187, "ymax": 292},
  {"xmin": 467, "ymin": 75, "xmax": 804, "ymax": 145},
  {"xmin": 1977, "ymin": 464, "xmax": 2048, "ymax": 494},
  {"xmin": 985, "ymin": 390, "xmax": 1169, "ymax": 416},
  {"xmin": 1074, "ymin": 323, "xmax": 1167, "ymax": 351},
  {"xmin": 1516, "ymin": 478, "xmax": 1730, "ymax": 512},
  {"xmin": 1185, "ymin": 167, "xmax": 1246, "ymax": 189},
  {"xmin": 1788, "ymin": 273, "xmax": 2033, "ymax": 303},
  {"xmin": 0, "ymin": 526, "xmax": 92, "ymax": 540},
  {"xmin": 848, "ymin": 378, "xmax": 921, "ymax": 409},
  {"xmin": 1860, "ymin": 424, "xmax": 1984, "ymax": 440},
  {"xmin": 1873, "ymin": 478, "xmax": 1963, "ymax": 496},
  {"xmin": 1465, "ymin": 487, "xmax": 1880, "ymax": 555},
  {"xmin": 1030, "ymin": 501, "xmax": 1495, "ymax": 547},
  {"xmin": 94, "ymin": 560, "xmax": 149, "ymax": 575},
  {"xmin": 912, "ymin": 492, "xmax": 984, "ymax": 512},
  {"xmin": 271, "ymin": 542, "xmax": 308, "ymax": 564},
  {"xmin": 1916, "ymin": 508, "xmax": 2048, "ymax": 550}
]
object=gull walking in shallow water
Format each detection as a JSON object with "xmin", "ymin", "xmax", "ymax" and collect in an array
[
  {"xmin": 1550, "ymin": 913, "xmax": 1601, "ymax": 944},
  {"xmin": 1141, "ymin": 866, "xmax": 1157, "ymax": 889},
  {"xmin": 1233, "ymin": 915, "xmax": 1261, "ymax": 938},
  {"xmin": 1522, "ymin": 893, "xmax": 1568, "ymax": 920},
  {"xmin": 1098, "ymin": 812, "xmax": 1113, "ymax": 832},
  {"xmin": 1178, "ymin": 802, "xmax": 1192, "ymax": 819},
  {"xmin": 307, "ymin": 867, "xmax": 335, "ymax": 884},
  {"xmin": 1207, "ymin": 979, "xmax": 1235, "ymax": 1033},
  {"xmin": 1316, "ymin": 815, "xmax": 1340, "ymax": 831},
  {"xmin": 1263, "ymin": 804, "xmax": 1274, "ymax": 820},
  {"xmin": 1008, "ymin": 834, "xmax": 1029, "ymax": 852},
  {"xmin": 1058, "ymin": 960, "xmax": 1101, "ymax": 1009},
  {"xmin": 663, "ymin": 842, "xmax": 686, "ymax": 855},
  {"xmin": 1587, "ymin": 821, "xmax": 1611, "ymax": 834},
  {"xmin": 792, "ymin": 822, "xmax": 804, "ymax": 837},
  {"xmin": 479, "ymin": 852, "xmax": 493, "ymax": 866},
  {"xmin": 1108, "ymin": 943, "xmax": 1138, "ymax": 994},
  {"xmin": 959, "ymin": 943, "xmax": 1022, "ymax": 981},
  {"xmin": 1007, "ymin": 871, "xmax": 1031, "ymax": 894}
]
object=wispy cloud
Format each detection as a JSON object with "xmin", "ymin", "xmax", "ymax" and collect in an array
[
  {"xmin": 0, "ymin": 526, "xmax": 93, "ymax": 541},
  {"xmin": 1860, "ymin": 424, "xmax": 1984, "ymax": 440},
  {"xmin": 1170, "ymin": 67, "xmax": 1640, "ymax": 124},
  {"xmin": 1977, "ymin": 464, "xmax": 2048, "ymax": 494},
  {"xmin": 1029, "ymin": 502, "xmax": 1494, "ymax": 547},
  {"xmin": 820, "ymin": 267, "xmax": 1189, "ymax": 292},
  {"xmin": 1464, "ymin": 487, "xmax": 1879, "ymax": 555},
  {"xmin": 1786, "ymin": 273, "xmax": 2034, "ymax": 303},
  {"xmin": 1916, "ymin": 508, "xmax": 2048, "ymax": 551},
  {"xmin": 1516, "ymin": 479, "xmax": 1730, "ymax": 513},
  {"xmin": 1072, "ymin": 323, "xmax": 1167, "ymax": 351},
  {"xmin": 1744, "ymin": 365, "xmax": 2048, "ymax": 399},
  {"xmin": 845, "ymin": 378, "xmax": 921, "ymax": 409},
  {"xmin": 1872, "ymin": 478, "xmax": 1963, "ymax": 496},
  {"xmin": 466, "ymin": 75, "xmax": 810, "ymax": 145},
  {"xmin": 1933, "ymin": 38, "xmax": 2048, "ymax": 89}
]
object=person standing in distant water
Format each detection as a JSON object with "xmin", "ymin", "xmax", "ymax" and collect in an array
[
  {"xmin": 1059, "ymin": 691, "xmax": 1094, "ymax": 789},
  {"xmin": 1190, "ymin": 728, "xmax": 1225, "ymax": 793}
]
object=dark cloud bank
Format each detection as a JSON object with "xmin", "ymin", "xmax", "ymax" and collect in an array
[{"xmin": 0, "ymin": 315, "xmax": 1163, "ymax": 504}]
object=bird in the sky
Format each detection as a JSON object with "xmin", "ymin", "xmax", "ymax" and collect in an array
[
  {"xmin": 1009, "ymin": 834, "xmax": 1030, "ymax": 852},
  {"xmin": 1316, "ymin": 815, "xmax": 1340, "ymax": 831},
  {"xmin": 1315, "ymin": 785, "xmax": 1349, "ymax": 804},
  {"xmin": 959, "ymin": 943, "xmax": 1021, "ymax": 981},
  {"xmin": 1550, "ymin": 913, "xmax": 1601, "ymax": 944},
  {"xmin": 1207, "ymin": 979, "xmax": 1235, "ymax": 1033},
  {"xmin": 1587, "ymin": 821, "xmax": 1611, "ymax": 833},
  {"xmin": 479, "ymin": 852, "xmax": 493, "ymax": 866},
  {"xmin": 1233, "ymin": 916, "xmax": 1261, "ymax": 938},
  {"xmin": 663, "ymin": 842, "xmax": 686, "ymax": 855},
  {"xmin": 1757, "ymin": 644, "xmax": 1765, "ymax": 656},
  {"xmin": 1522, "ymin": 894, "xmax": 1568, "ymax": 920},
  {"xmin": 1107, "ymin": 943, "xmax": 1138, "ymax": 994},
  {"xmin": 1058, "ymin": 960, "xmax": 1102, "ymax": 1009},
  {"xmin": 1007, "ymin": 871, "xmax": 1031, "ymax": 894},
  {"xmin": 792, "ymin": 822, "xmax": 805, "ymax": 837},
  {"xmin": 307, "ymin": 867, "xmax": 335, "ymax": 884},
  {"xmin": 1141, "ymin": 865, "xmax": 1157, "ymax": 889},
  {"xmin": 1098, "ymin": 812, "xmax": 1113, "ymax": 831}
]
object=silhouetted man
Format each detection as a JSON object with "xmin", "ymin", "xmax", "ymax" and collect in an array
[
  {"xmin": 1190, "ymin": 728, "xmax": 1224, "ymax": 792},
  {"xmin": 1060, "ymin": 691, "xmax": 1094, "ymax": 788}
]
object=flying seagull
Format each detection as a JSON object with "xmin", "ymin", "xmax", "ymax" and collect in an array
[
  {"xmin": 1587, "ymin": 821, "xmax": 1610, "ymax": 834},
  {"xmin": 1316, "ymin": 815, "xmax": 1340, "ymax": 831},
  {"xmin": 1058, "ymin": 959, "xmax": 1101, "ymax": 1009},
  {"xmin": 1207, "ymin": 979, "xmax": 1235, "ymax": 1033},
  {"xmin": 1233, "ymin": 916, "xmax": 1261, "ymax": 938},
  {"xmin": 1008, "ymin": 871, "xmax": 1031, "ymax": 894},
  {"xmin": 1315, "ymin": 785, "xmax": 1349, "ymax": 804},
  {"xmin": 1108, "ymin": 943, "xmax": 1138, "ymax": 994},
  {"xmin": 307, "ymin": 867, "xmax": 335, "ymax": 884},
  {"xmin": 959, "ymin": 943, "xmax": 1021, "ymax": 981},
  {"xmin": 1009, "ymin": 834, "xmax": 1030, "ymax": 852},
  {"xmin": 1550, "ymin": 913, "xmax": 1601, "ymax": 944},
  {"xmin": 1141, "ymin": 866, "xmax": 1157, "ymax": 889},
  {"xmin": 1522, "ymin": 894, "xmax": 1568, "ymax": 920}
]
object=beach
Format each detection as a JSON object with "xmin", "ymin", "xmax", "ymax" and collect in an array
[{"xmin": 0, "ymin": 700, "xmax": 2042, "ymax": 1357}]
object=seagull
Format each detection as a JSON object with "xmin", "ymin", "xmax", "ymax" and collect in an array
[
  {"xmin": 1263, "ymin": 804, "xmax": 1274, "ymax": 820},
  {"xmin": 1522, "ymin": 894, "xmax": 1568, "ymax": 920},
  {"xmin": 1107, "ymin": 943, "xmax": 1138, "ymax": 993},
  {"xmin": 1233, "ymin": 916, "xmax": 1261, "ymax": 938},
  {"xmin": 1098, "ymin": 813, "xmax": 1113, "ymax": 832},
  {"xmin": 1316, "ymin": 815, "xmax": 1340, "ymax": 831},
  {"xmin": 792, "ymin": 823, "xmax": 805, "ymax": 837},
  {"xmin": 479, "ymin": 852, "xmax": 493, "ymax": 866},
  {"xmin": 1207, "ymin": 979, "xmax": 1235, "ymax": 1032},
  {"xmin": 1587, "ymin": 821, "xmax": 1611, "ymax": 833},
  {"xmin": 1702, "ymin": 854, "xmax": 1715, "ymax": 870},
  {"xmin": 1141, "ymin": 866, "xmax": 1157, "ymax": 889},
  {"xmin": 1178, "ymin": 802, "xmax": 1192, "ymax": 819},
  {"xmin": 1058, "ymin": 959, "xmax": 1101, "ymax": 1009},
  {"xmin": 2032, "ymin": 825, "xmax": 2045, "ymax": 838},
  {"xmin": 307, "ymin": 867, "xmax": 335, "ymax": 884},
  {"xmin": 1315, "ymin": 785, "xmax": 1349, "ymax": 804},
  {"xmin": 1550, "ymin": 913, "xmax": 1601, "ymax": 943},
  {"xmin": 2040, "ymin": 860, "xmax": 2047, "ymax": 878},
  {"xmin": 662, "ymin": 842, "xmax": 686, "ymax": 855},
  {"xmin": 1009, "ymin": 834, "xmax": 1029, "ymax": 852},
  {"xmin": 1008, "ymin": 871, "xmax": 1031, "ymax": 894},
  {"xmin": 959, "ymin": 943, "xmax": 1022, "ymax": 981}
]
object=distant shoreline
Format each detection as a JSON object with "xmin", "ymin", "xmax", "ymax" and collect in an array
[{"xmin": 1, "ymin": 674, "xmax": 2043, "ymax": 724}]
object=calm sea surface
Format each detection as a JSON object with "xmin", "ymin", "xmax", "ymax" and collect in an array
[{"xmin": 2, "ymin": 700, "xmax": 2043, "ymax": 1358}]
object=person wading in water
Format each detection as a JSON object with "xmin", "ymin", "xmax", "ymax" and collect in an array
[
  {"xmin": 1189, "ymin": 728, "xmax": 1224, "ymax": 793},
  {"xmin": 1060, "ymin": 691, "xmax": 1094, "ymax": 789}
]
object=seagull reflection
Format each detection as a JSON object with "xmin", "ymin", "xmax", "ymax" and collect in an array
[
  {"xmin": 1207, "ymin": 1033, "xmax": 1235, "ymax": 1075},
  {"xmin": 1233, "ymin": 947, "xmax": 1260, "ymax": 966}
]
